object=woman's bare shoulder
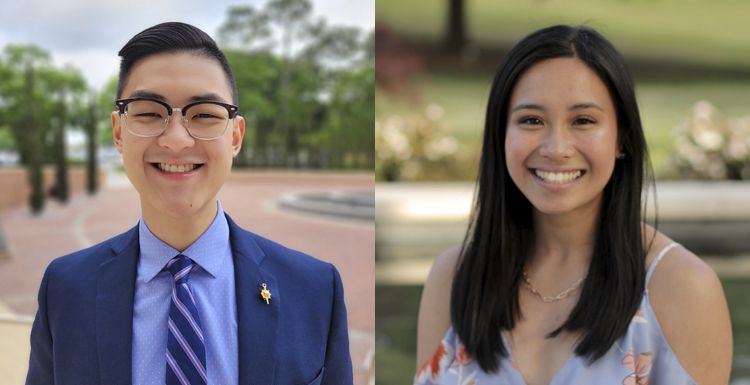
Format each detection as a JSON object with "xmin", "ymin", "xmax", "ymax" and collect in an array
[
  {"xmin": 427, "ymin": 244, "xmax": 463, "ymax": 284},
  {"xmin": 415, "ymin": 245, "xmax": 464, "ymax": 371},
  {"xmin": 646, "ymin": 230, "xmax": 732, "ymax": 385}
]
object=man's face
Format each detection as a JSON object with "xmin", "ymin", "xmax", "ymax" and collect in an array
[{"xmin": 112, "ymin": 51, "xmax": 244, "ymax": 219}]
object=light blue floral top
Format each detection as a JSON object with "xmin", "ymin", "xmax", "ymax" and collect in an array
[{"xmin": 416, "ymin": 243, "xmax": 697, "ymax": 385}]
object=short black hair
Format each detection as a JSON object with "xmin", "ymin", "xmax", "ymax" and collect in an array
[
  {"xmin": 116, "ymin": 22, "xmax": 238, "ymax": 104},
  {"xmin": 451, "ymin": 25, "xmax": 655, "ymax": 372}
]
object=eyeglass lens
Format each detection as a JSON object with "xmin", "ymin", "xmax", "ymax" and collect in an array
[{"xmin": 124, "ymin": 100, "xmax": 230, "ymax": 139}]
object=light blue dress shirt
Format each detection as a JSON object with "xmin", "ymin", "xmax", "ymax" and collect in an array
[{"xmin": 132, "ymin": 201, "xmax": 238, "ymax": 384}]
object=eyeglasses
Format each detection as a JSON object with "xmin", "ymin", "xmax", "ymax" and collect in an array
[{"xmin": 115, "ymin": 98, "xmax": 239, "ymax": 140}]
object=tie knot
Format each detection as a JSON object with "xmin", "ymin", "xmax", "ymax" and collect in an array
[{"xmin": 167, "ymin": 255, "xmax": 195, "ymax": 284}]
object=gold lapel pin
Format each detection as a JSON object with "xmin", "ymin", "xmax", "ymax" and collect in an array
[{"xmin": 261, "ymin": 283, "xmax": 271, "ymax": 305}]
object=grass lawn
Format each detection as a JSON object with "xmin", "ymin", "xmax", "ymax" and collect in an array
[
  {"xmin": 377, "ymin": 0, "xmax": 750, "ymax": 69},
  {"xmin": 376, "ymin": 285, "xmax": 422, "ymax": 385},
  {"xmin": 376, "ymin": 74, "xmax": 750, "ymax": 179}
]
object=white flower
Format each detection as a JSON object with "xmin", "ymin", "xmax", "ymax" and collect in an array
[
  {"xmin": 424, "ymin": 136, "xmax": 460, "ymax": 161},
  {"xmin": 425, "ymin": 103, "xmax": 445, "ymax": 121},
  {"xmin": 688, "ymin": 148, "xmax": 708, "ymax": 171},
  {"xmin": 669, "ymin": 101, "xmax": 750, "ymax": 180},
  {"xmin": 692, "ymin": 130, "xmax": 723, "ymax": 151},
  {"xmin": 726, "ymin": 135, "xmax": 748, "ymax": 160},
  {"xmin": 693, "ymin": 100, "xmax": 716, "ymax": 122},
  {"xmin": 674, "ymin": 136, "xmax": 693, "ymax": 158},
  {"xmin": 382, "ymin": 118, "xmax": 412, "ymax": 161}
]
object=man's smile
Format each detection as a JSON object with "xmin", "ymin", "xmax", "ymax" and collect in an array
[{"xmin": 152, "ymin": 163, "xmax": 205, "ymax": 173}]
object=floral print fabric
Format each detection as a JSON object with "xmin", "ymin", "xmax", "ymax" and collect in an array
[
  {"xmin": 415, "ymin": 243, "xmax": 697, "ymax": 385},
  {"xmin": 416, "ymin": 342, "xmax": 477, "ymax": 385},
  {"xmin": 622, "ymin": 350, "xmax": 652, "ymax": 385}
]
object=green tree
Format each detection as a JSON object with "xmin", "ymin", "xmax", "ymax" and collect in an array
[
  {"xmin": 0, "ymin": 44, "xmax": 88, "ymax": 211},
  {"xmin": 0, "ymin": 55, "xmax": 15, "ymax": 151},
  {"xmin": 0, "ymin": 45, "xmax": 53, "ymax": 167},
  {"xmin": 318, "ymin": 65, "xmax": 375, "ymax": 168},
  {"xmin": 24, "ymin": 64, "xmax": 43, "ymax": 213},
  {"xmin": 88, "ymin": 76, "xmax": 120, "ymax": 194},
  {"xmin": 363, "ymin": 30, "xmax": 375, "ymax": 64},
  {"xmin": 44, "ymin": 65, "xmax": 87, "ymax": 203},
  {"xmin": 268, "ymin": 0, "xmax": 313, "ymax": 166},
  {"xmin": 219, "ymin": 2, "xmax": 373, "ymax": 170},
  {"xmin": 445, "ymin": 0, "xmax": 467, "ymax": 52},
  {"xmin": 221, "ymin": 0, "xmax": 314, "ymax": 166},
  {"xmin": 97, "ymin": 76, "xmax": 118, "ymax": 146},
  {"xmin": 218, "ymin": 6, "xmax": 272, "ymax": 52},
  {"xmin": 224, "ymin": 50, "xmax": 281, "ymax": 166},
  {"xmin": 85, "ymin": 92, "xmax": 98, "ymax": 194}
]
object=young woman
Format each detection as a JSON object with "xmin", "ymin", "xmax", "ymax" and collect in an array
[{"xmin": 415, "ymin": 25, "xmax": 732, "ymax": 385}]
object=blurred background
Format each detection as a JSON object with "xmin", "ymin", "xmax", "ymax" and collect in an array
[
  {"xmin": 0, "ymin": 1, "xmax": 374, "ymax": 384},
  {"xmin": 375, "ymin": 0, "xmax": 750, "ymax": 383}
]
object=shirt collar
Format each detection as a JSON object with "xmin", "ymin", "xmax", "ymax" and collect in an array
[{"xmin": 138, "ymin": 201, "xmax": 230, "ymax": 282}]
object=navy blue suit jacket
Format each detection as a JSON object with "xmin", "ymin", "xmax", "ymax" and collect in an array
[{"xmin": 26, "ymin": 214, "xmax": 353, "ymax": 384}]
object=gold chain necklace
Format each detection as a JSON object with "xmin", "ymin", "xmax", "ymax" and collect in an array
[{"xmin": 523, "ymin": 270, "xmax": 586, "ymax": 302}]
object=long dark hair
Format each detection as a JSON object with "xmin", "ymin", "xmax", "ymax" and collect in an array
[{"xmin": 450, "ymin": 25, "xmax": 655, "ymax": 372}]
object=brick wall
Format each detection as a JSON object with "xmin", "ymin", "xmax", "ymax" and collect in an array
[{"xmin": 0, "ymin": 167, "xmax": 105, "ymax": 212}]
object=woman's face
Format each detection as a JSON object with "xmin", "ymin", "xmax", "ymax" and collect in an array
[{"xmin": 505, "ymin": 57, "xmax": 619, "ymax": 217}]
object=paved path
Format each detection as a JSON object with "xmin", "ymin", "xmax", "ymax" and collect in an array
[{"xmin": 0, "ymin": 170, "xmax": 374, "ymax": 385}]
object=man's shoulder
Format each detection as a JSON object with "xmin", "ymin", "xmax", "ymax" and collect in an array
[
  {"xmin": 47, "ymin": 226, "xmax": 137, "ymax": 276},
  {"xmin": 227, "ymin": 219, "xmax": 337, "ymax": 284},
  {"xmin": 233, "ymin": 224, "xmax": 332, "ymax": 270}
]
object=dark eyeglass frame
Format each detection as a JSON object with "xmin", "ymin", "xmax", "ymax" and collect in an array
[{"xmin": 115, "ymin": 98, "xmax": 239, "ymax": 140}]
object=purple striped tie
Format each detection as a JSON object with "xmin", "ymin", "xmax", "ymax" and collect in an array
[{"xmin": 165, "ymin": 255, "xmax": 207, "ymax": 385}]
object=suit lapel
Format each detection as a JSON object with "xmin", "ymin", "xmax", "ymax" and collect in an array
[
  {"xmin": 228, "ymin": 215, "xmax": 280, "ymax": 384},
  {"xmin": 93, "ymin": 216, "xmax": 281, "ymax": 383},
  {"xmin": 96, "ymin": 226, "xmax": 139, "ymax": 385}
]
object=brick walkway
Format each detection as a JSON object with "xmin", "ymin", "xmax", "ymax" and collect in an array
[{"xmin": 0, "ymin": 170, "xmax": 374, "ymax": 385}]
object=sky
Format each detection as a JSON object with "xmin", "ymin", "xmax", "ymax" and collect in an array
[{"xmin": 0, "ymin": 0, "xmax": 374, "ymax": 90}]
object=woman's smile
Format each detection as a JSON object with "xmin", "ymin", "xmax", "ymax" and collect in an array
[{"xmin": 530, "ymin": 168, "xmax": 586, "ymax": 185}]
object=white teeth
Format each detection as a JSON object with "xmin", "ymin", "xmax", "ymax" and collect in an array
[
  {"xmin": 158, "ymin": 163, "xmax": 198, "ymax": 173},
  {"xmin": 534, "ymin": 169, "xmax": 581, "ymax": 184}
]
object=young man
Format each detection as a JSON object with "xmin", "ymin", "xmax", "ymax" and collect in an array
[{"xmin": 26, "ymin": 22, "xmax": 352, "ymax": 385}]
